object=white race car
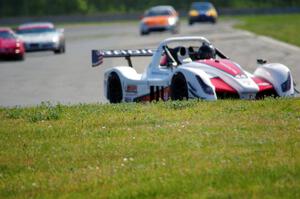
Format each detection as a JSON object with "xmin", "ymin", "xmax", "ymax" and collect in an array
[
  {"xmin": 92, "ymin": 36, "xmax": 296, "ymax": 103},
  {"xmin": 16, "ymin": 22, "xmax": 66, "ymax": 54}
]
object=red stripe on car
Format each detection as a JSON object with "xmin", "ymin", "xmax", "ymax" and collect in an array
[
  {"xmin": 210, "ymin": 77, "xmax": 237, "ymax": 93},
  {"xmin": 197, "ymin": 59, "xmax": 244, "ymax": 76}
]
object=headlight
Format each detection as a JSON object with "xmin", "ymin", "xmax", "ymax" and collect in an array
[
  {"xmin": 206, "ymin": 9, "xmax": 216, "ymax": 16},
  {"xmin": 168, "ymin": 17, "xmax": 176, "ymax": 26},
  {"xmin": 52, "ymin": 37, "xmax": 59, "ymax": 43},
  {"xmin": 281, "ymin": 72, "xmax": 291, "ymax": 92},
  {"xmin": 189, "ymin": 10, "xmax": 199, "ymax": 17}
]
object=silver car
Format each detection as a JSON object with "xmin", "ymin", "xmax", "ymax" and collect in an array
[{"xmin": 16, "ymin": 22, "xmax": 65, "ymax": 54}]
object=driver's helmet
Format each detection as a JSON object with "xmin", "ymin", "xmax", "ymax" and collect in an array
[
  {"xmin": 198, "ymin": 43, "xmax": 216, "ymax": 59},
  {"xmin": 177, "ymin": 47, "xmax": 192, "ymax": 64}
]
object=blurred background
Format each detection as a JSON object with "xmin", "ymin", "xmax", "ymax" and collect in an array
[{"xmin": 1, "ymin": 0, "xmax": 300, "ymax": 20}]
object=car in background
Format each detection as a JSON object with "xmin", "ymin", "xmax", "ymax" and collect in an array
[
  {"xmin": 188, "ymin": 2, "xmax": 218, "ymax": 25},
  {"xmin": 16, "ymin": 22, "xmax": 65, "ymax": 54},
  {"xmin": 0, "ymin": 28, "xmax": 25, "ymax": 60},
  {"xmin": 140, "ymin": 5, "xmax": 179, "ymax": 35}
]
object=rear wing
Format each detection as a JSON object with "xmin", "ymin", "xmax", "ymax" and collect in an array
[{"xmin": 92, "ymin": 49, "xmax": 154, "ymax": 67}]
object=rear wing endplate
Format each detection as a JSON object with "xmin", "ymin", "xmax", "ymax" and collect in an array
[{"xmin": 92, "ymin": 49, "xmax": 154, "ymax": 67}]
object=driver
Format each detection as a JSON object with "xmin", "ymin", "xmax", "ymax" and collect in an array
[
  {"xmin": 177, "ymin": 47, "xmax": 192, "ymax": 64},
  {"xmin": 198, "ymin": 43, "xmax": 216, "ymax": 59}
]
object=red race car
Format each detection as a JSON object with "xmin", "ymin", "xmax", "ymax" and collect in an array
[{"xmin": 0, "ymin": 28, "xmax": 25, "ymax": 60}]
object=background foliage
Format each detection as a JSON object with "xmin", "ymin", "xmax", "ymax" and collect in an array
[{"xmin": 0, "ymin": 0, "xmax": 300, "ymax": 17}]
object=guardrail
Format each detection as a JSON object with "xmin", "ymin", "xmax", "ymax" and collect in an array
[{"xmin": 0, "ymin": 7, "xmax": 299, "ymax": 25}]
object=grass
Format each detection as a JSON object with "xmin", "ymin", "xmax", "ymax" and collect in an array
[
  {"xmin": 0, "ymin": 99, "xmax": 300, "ymax": 198},
  {"xmin": 235, "ymin": 14, "xmax": 300, "ymax": 47}
]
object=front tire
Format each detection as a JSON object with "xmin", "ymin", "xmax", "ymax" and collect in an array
[
  {"xmin": 171, "ymin": 25, "xmax": 179, "ymax": 34},
  {"xmin": 211, "ymin": 18, "xmax": 217, "ymax": 24},
  {"xmin": 140, "ymin": 30, "xmax": 149, "ymax": 36},
  {"xmin": 107, "ymin": 72, "xmax": 123, "ymax": 103},
  {"xmin": 171, "ymin": 72, "xmax": 188, "ymax": 100},
  {"xmin": 54, "ymin": 42, "xmax": 66, "ymax": 54},
  {"xmin": 16, "ymin": 54, "xmax": 25, "ymax": 61}
]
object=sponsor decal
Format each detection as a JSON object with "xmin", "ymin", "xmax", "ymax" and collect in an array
[
  {"xmin": 92, "ymin": 49, "xmax": 154, "ymax": 67},
  {"xmin": 98, "ymin": 49, "xmax": 154, "ymax": 57},
  {"xmin": 126, "ymin": 85, "xmax": 138, "ymax": 93}
]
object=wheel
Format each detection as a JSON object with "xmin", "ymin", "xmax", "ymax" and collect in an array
[
  {"xmin": 107, "ymin": 72, "xmax": 123, "ymax": 103},
  {"xmin": 140, "ymin": 30, "xmax": 149, "ymax": 36},
  {"xmin": 171, "ymin": 72, "xmax": 188, "ymax": 100},
  {"xmin": 54, "ymin": 43, "xmax": 65, "ymax": 54},
  {"xmin": 16, "ymin": 54, "xmax": 25, "ymax": 61},
  {"xmin": 171, "ymin": 25, "xmax": 179, "ymax": 34},
  {"xmin": 54, "ymin": 47, "xmax": 63, "ymax": 54},
  {"xmin": 62, "ymin": 44, "xmax": 66, "ymax": 53},
  {"xmin": 211, "ymin": 18, "xmax": 217, "ymax": 24},
  {"xmin": 188, "ymin": 20, "xmax": 194, "ymax": 26}
]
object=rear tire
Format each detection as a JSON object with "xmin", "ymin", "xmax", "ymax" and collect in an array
[
  {"xmin": 171, "ymin": 72, "xmax": 188, "ymax": 100},
  {"xmin": 107, "ymin": 72, "xmax": 123, "ymax": 103}
]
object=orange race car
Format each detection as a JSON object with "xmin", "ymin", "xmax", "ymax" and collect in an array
[{"xmin": 140, "ymin": 5, "xmax": 179, "ymax": 35}]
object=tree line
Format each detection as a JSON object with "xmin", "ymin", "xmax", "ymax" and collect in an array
[{"xmin": 1, "ymin": 0, "xmax": 300, "ymax": 17}]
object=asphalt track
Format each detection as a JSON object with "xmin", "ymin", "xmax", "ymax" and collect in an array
[{"xmin": 0, "ymin": 21, "xmax": 299, "ymax": 107}]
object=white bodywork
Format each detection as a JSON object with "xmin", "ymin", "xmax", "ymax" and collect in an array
[
  {"xmin": 101, "ymin": 37, "xmax": 295, "ymax": 102},
  {"xmin": 16, "ymin": 22, "xmax": 65, "ymax": 52}
]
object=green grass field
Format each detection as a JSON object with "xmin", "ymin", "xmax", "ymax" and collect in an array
[
  {"xmin": 1, "ymin": 99, "xmax": 300, "ymax": 198},
  {"xmin": 235, "ymin": 14, "xmax": 300, "ymax": 47}
]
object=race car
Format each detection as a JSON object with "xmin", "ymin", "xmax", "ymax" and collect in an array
[
  {"xmin": 16, "ymin": 22, "xmax": 65, "ymax": 54},
  {"xmin": 140, "ymin": 5, "xmax": 180, "ymax": 35},
  {"xmin": 92, "ymin": 36, "xmax": 295, "ymax": 103},
  {"xmin": 0, "ymin": 27, "xmax": 25, "ymax": 60},
  {"xmin": 188, "ymin": 2, "xmax": 218, "ymax": 25}
]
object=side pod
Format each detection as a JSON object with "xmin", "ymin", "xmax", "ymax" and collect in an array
[{"xmin": 254, "ymin": 63, "xmax": 294, "ymax": 97}]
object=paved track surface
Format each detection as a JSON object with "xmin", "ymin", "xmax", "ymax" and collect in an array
[{"xmin": 0, "ymin": 21, "xmax": 299, "ymax": 107}]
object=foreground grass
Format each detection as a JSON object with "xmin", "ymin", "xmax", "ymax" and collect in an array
[
  {"xmin": 235, "ymin": 14, "xmax": 300, "ymax": 47},
  {"xmin": 0, "ymin": 99, "xmax": 300, "ymax": 198}
]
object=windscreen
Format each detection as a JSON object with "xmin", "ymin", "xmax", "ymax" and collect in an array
[
  {"xmin": 145, "ymin": 9, "xmax": 171, "ymax": 17},
  {"xmin": 191, "ymin": 3, "xmax": 212, "ymax": 11},
  {"xmin": 16, "ymin": 27, "xmax": 55, "ymax": 34},
  {"xmin": 0, "ymin": 31, "xmax": 15, "ymax": 39}
]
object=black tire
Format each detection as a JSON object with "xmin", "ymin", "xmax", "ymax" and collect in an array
[
  {"xmin": 107, "ymin": 72, "xmax": 123, "ymax": 103},
  {"xmin": 211, "ymin": 18, "xmax": 217, "ymax": 24},
  {"xmin": 54, "ymin": 43, "xmax": 65, "ymax": 54},
  {"xmin": 171, "ymin": 72, "xmax": 188, "ymax": 100},
  {"xmin": 17, "ymin": 54, "xmax": 25, "ymax": 61},
  {"xmin": 188, "ymin": 20, "xmax": 194, "ymax": 26},
  {"xmin": 140, "ymin": 30, "xmax": 149, "ymax": 36},
  {"xmin": 171, "ymin": 25, "xmax": 179, "ymax": 34}
]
